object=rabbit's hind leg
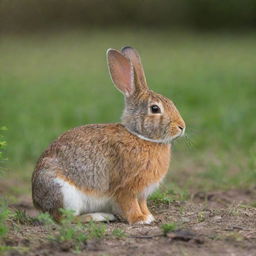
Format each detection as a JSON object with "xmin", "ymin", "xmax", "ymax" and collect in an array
[
  {"xmin": 74, "ymin": 213, "xmax": 116, "ymax": 223},
  {"xmin": 32, "ymin": 169, "xmax": 64, "ymax": 222}
]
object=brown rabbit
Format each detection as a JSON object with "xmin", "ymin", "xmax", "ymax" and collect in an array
[{"xmin": 32, "ymin": 47, "xmax": 185, "ymax": 224}]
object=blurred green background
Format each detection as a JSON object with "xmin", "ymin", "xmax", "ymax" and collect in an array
[{"xmin": 1, "ymin": 0, "xmax": 256, "ymax": 192}]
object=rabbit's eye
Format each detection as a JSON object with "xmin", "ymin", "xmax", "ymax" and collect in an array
[{"xmin": 150, "ymin": 105, "xmax": 161, "ymax": 114}]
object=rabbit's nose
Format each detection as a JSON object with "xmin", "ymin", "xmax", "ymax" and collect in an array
[
  {"xmin": 178, "ymin": 126, "xmax": 184, "ymax": 131},
  {"xmin": 178, "ymin": 125, "xmax": 185, "ymax": 136}
]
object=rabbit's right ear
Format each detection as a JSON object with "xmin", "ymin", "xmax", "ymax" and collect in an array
[
  {"xmin": 107, "ymin": 49, "xmax": 135, "ymax": 97},
  {"xmin": 121, "ymin": 46, "xmax": 148, "ymax": 91}
]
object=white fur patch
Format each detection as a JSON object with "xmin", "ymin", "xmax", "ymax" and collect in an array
[
  {"xmin": 126, "ymin": 127, "xmax": 171, "ymax": 144},
  {"xmin": 126, "ymin": 128, "xmax": 168, "ymax": 144},
  {"xmin": 139, "ymin": 182, "xmax": 160, "ymax": 199},
  {"xmin": 135, "ymin": 214, "xmax": 155, "ymax": 224},
  {"xmin": 54, "ymin": 178, "xmax": 113, "ymax": 215}
]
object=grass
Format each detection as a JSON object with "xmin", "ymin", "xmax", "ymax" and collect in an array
[
  {"xmin": 50, "ymin": 209, "xmax": 107, "ymax": 252},
  {"xmin": 12, "ymin": 210, "xmax": 54, "ymax": 226},
  {"xmin": 0, "ymin": 206, "xmax": 108, "ymax": 253},
  {"xmin": 1, "ymin": 29, "xmax": 256, "ymax": 192},
  {"xmin": 0, "ymin": 128, "xmax": 10, "ymax": 244},
  {"xmin": 0, "ymin": 201, "xmax": 11, "ymax": 239},
  {"xmin": 149, "ymin": 183, "xmax": 189, "ymax": 204},
  {"xmin": 0, "ymin": 126, "xmax": 8, "ymax": 177},
  {"xmin": 112, "ymin": 228, "xmax": 126, "ymax": 238},
  {"xmin": 161, "ymin": 222, "xmax": 178, "ymax": 236},
  {"xmin": 55, "ymin": 209, "xmax": 87, "ymax": 252},
  {"xmin": 149, "ymin": 190, "xmax": 174, "ymax": 205}
]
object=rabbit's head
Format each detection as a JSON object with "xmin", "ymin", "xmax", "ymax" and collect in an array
[{"xmin": 107, "ymin": 47, "xmax": 185, "ymax": 144}]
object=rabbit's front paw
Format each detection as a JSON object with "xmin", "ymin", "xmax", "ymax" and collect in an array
[{"xmin": 133, "ymin": 214, "xmax": 155, "ymax": 225}]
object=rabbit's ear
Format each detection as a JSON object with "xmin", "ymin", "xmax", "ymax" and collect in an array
[
  {"xmin": 121, "ymin": 46, "xmax": 148, "ymax": 91},
  {"xmin": 107, "ymin": 49, "xmax": 135, "ymax": 97}
]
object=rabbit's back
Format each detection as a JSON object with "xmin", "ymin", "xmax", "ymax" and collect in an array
[{"xmin": 35, "ymin": 124, "xmax": 124, "ymax": 192}]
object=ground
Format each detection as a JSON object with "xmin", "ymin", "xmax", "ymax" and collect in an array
[{"xmin": 1, "ymin": 177, "xmax": 256, "ymax": 256}]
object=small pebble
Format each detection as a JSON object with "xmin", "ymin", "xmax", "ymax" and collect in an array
[
  {"xmin": 181, "ymin": 217, "xmax": 190, "ymax": 223},
  {"xmin": 213, "ymin": 216, "xmax": 222, "ymax": 221}
]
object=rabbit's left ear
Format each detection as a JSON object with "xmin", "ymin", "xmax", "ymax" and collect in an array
[
  {"xmin": 121, "ymin": 46, "xmax": 148, "ymax": 91},
  {"xmin": 107, "ymin": 49, "xmax": 135, "ymax": 97}
]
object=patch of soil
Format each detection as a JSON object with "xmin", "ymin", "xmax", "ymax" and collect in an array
[{"xmin": 2, "ymin": 188, "xmax": 256, "ymax": 256}]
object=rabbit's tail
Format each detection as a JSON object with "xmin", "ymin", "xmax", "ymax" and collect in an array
[{"xmin": 32, "ymin": 167, "xmax": 64, "ymax": 222}]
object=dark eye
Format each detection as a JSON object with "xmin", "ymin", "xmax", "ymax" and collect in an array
[{"xmin": 150, "ymin": 105, "xmax": 161, "ymax": 114}]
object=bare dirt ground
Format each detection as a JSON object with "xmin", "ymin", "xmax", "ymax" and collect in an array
[{"xmin": 1, "ymin": 180, "xmax": 256, "ymax": 256}]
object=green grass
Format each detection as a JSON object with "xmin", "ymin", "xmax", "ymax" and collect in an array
[
  {"xmin": 0, "ymin": 201, "xmax": 11, "ymax": 239},
  {"xmin": 112, "ymin": 228, "xmax": 126, "ymax": 238},
  {"xmin": 52, "ymin": 209, "xmax": 106, "ymax": 252},
  {"xmin": 1, "ymin": 29, "xmax": 256, "ymax": 190},
  {"xmin": 0, "ymin": 205, "xmax": 107, "ymax": 253},
  {"xmin": 161, "ymin": 222, "xmax": 178, "ymax": 236},
  {"xmin": 0, "ymin": 126, "xmax": 8, "ymax": 176}
]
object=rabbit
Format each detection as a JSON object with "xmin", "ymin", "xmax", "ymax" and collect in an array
[{"xmin": 32, "ymin": 46, "xmax": 185, "ymax": 224}]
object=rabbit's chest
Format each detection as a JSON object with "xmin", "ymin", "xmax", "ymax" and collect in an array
[
  {"xmin": 135, "ymin": 146, "xmax": 171, "ymax": 196},
  {"xmin": 144, "ymin": 147, "xmax": 170, "ymax": 178}
]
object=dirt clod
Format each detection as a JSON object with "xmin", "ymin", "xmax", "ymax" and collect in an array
[{"xmin": 167, "ymin": 229, "xmax": 204, "ymax": 244}]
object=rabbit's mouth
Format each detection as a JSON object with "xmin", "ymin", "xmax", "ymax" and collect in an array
[{"xmin": 168, "ymin": 127, "xmax": 186, "ymax": 142}]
